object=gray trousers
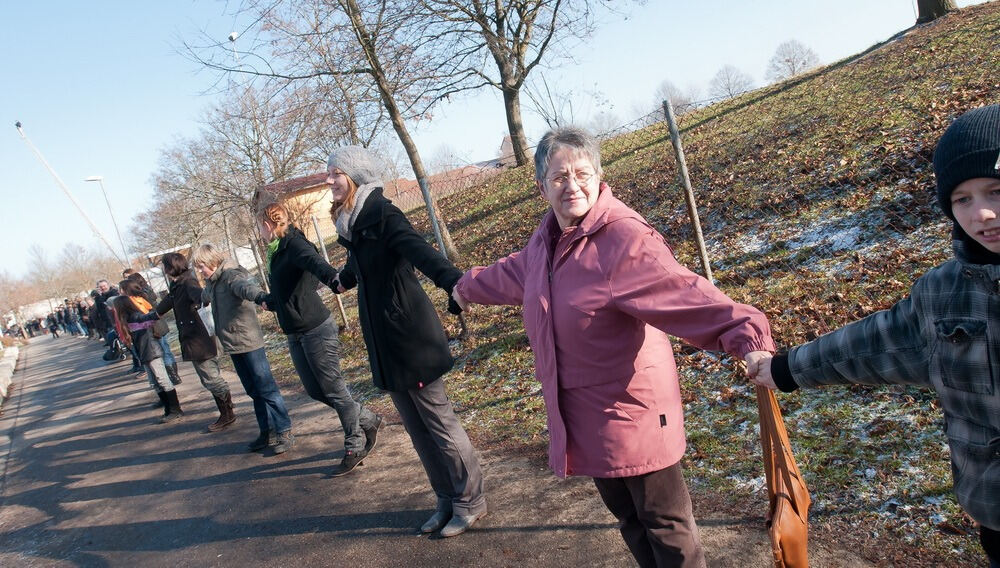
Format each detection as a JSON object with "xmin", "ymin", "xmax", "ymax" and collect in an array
[
  {"xmin": 389, "ymin": 378, "xmax": 486, "ymax": 517},
  {"xmin": 145, "ymin": 358, "xmax": 174, "ymax": 393},
  {"xmin": 191, "ymin": 357, "xmax": 231, "ymax": 398},
  {"xmin": 287, "ymin": 316, "xmax": 378, "ymax": 453}
]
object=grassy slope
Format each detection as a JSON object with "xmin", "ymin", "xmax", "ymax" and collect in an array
[{"xmin": 280, "ymin": 5, "xmax": 998, "ymax": 565}]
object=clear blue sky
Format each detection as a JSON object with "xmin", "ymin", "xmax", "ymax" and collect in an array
[{"xmin": 1, "ymin": 1, "xmax": 984, "ymax": 279}]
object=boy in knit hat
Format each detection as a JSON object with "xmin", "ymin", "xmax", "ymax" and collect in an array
[{"xmin": 749, "ymin": 104, "xmax": 1000, "ymax": 565}]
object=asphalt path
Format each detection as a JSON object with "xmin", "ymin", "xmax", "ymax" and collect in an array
[{"xmin": 0, "ymin": 335, "xmax": 872, "ymax": 567}]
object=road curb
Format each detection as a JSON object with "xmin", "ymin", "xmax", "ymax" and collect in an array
[{"xmin": 0, "ymin": 345, "xmax": 19, "ymax": 400}]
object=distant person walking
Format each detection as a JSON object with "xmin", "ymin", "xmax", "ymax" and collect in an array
[
  {"xmin": 327, "ymin": 145, "xmax": 486, "ymax": 537},
  {"xmin": 193, "ymin": 244, "xmax": 294, "ymax": 454},
  {"xmin": 45, "ymin": 313, "xmax": 60, "ymax": 338},
  {"xmin": 257, "ymin": 202, "xmax": 383, "ymax": 476}
]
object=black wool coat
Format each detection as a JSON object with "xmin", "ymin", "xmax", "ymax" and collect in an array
[
  {"xmin": 261, "ymin": 225, "xmax": 340, "ymax": 335},
  {"xmin": 337, "ymin": 189, "xmax": 462, "ymax": 392},
  {"xmin": 155, "ymin": 271, "xmax": 218, "ymax": 361}
]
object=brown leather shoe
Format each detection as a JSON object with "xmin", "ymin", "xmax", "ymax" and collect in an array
[{"xmin": 330, "ymin": 451, "xmax": 364, "ymax": 477}]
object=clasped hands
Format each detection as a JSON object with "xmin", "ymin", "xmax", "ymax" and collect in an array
[{"xmin": 744, "ymin": 351, "xmax": 777, "ymax": 390}]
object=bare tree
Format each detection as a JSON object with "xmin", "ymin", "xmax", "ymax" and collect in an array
[
  {"xmin": 143, "ymin": 82, "xmax": 342, "ymax": 258},
  {"xmin": 586, "ymin": 111, "xmax": 622, "ymax": 138},
  {"xmin": 130, "ymin": 193, "xmax": 222, "ymax": 253},
  {"xmin": 429, "ymin": 144, "xmax": 469, "ymax": 174},
  {"xmin": 0, "ymin": 270, "xmax": 36, "ymax": 333},
  {"xmin": 707, "ymin": 65, "xmax": 755, "ymax": 100},
  {"xmin": 524, "ymin": 76, "xmax": 611, "ymax": 130},
  {"xmin": 184, "ymin": 0, "xmax": 466, "ymax": 260},
  {"xmin": 653, "ymin": 80, "xmax": 700, "ymax": 115},
  {"xmin": 524, "ymin": 75, "xmax": 578, "ymax": 129},
  {"xmin": 765, "ymin": 40, "xmax": 820, "ymax": 83},
  {"xmin": 916, "ymin": 0, "xmax": 956, "ymax": 23},
  {"xmin": 25, "ymin": 244, "xmax": 61, "ymax": 309},
  {"xmin": 417, "ymin": 0, "xmax": 633, "ymax": 166},
  {"xmin": 55, "ymin": 244, "xmax": 105, "ymax": 296}
]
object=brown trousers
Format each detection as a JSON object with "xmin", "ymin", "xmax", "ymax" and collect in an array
[{"xmin": 593, "ymin": 462, "xmax": 706, "ymax": 568}]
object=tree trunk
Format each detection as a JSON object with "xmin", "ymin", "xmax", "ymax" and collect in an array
[
  {"xmin": 502, "ymin": 85, "xmax": 531, "ymax": 167},
  {"xmin": 386, "ymin": 99, "xmax": 461, "ymax": 262},
  {"xmin": 343, "ymin": 0, "xmax": 460, "ymax": 262},
  {"xmin": 916, "ymin": 0, "xmax": 956, "ymax": 23}
]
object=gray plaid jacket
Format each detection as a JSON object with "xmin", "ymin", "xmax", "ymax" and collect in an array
[{"xmin": 787, "ymin": 241, "xmax": 999, "ymax": 530}]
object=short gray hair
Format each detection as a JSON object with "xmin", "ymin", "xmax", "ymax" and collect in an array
[{"xmin": 533, "ymin": 126, "xmax": 602, "ymax": 182}]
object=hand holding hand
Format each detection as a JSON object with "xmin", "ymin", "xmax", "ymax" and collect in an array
[
  {"xmin": 744, "ymin": 351, "xmax": 777, "ymax": 390},
  {"xmin": 451, "ymin": 287, "xmax": 468, "ymax": 311},
  {"xmin": 329, "ymin": 277, "xmax": 342, "ymax": 294}
]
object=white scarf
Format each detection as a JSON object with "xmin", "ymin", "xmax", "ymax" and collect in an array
[{"xmin": 335, "ymin": 183, "xmax": 379, "ymax": 241}]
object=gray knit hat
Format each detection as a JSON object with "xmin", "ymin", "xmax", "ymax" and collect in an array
[
  {"xmin": 933, "ymin": 104, "xmax": 1000, "ymax": 219},
  {"xmin": 326, "ymin": 146, "xmax": 384, "ymax": 186}
]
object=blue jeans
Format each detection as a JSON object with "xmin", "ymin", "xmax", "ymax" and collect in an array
[
  {"xmin": 158, "ymin": 336, "xmax": 176, "ymax": 367},
  {"xmin": 230, "ymin": 348, "xmax": 292, "ymax": 434}
]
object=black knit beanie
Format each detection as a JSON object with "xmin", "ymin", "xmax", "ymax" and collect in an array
[
  {"xmin": 933, "ymin": 104, "xmax": 1000, "ymax": 219},
  {"xmin": 931, "ymin": 104, "xmax": 1000, "ymax": 265}
]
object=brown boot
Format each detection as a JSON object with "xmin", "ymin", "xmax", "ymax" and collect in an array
[
  {"xmin": 166, "ymin": 362, "xmax": 182, "ymax": 385},
  {"xmin": 207, "ymin": 392, "xmax": 237, "ymax": 432}
]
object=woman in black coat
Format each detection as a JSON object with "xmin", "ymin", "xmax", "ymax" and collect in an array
[
  {"xmin": 153, "ymin": 252, "xmax": 237, "ymax": 432},
  {"xmin": 327, "ymin": 145, "xmax": 486, "ymax": 538},
  {"xmin": 257, "ymin": 202, "xmax": 382, "ymax": 476}
]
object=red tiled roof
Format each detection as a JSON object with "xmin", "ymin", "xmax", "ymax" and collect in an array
[
  {"xmin": 385, "ymin": 165, "xmax": 499, "ymax": 196},
  {"xmin": 257, "ymin": 172, "xmax": 328, "ymax": 197}
]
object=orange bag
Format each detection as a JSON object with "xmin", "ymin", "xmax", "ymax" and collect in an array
[{"xmin": 756, "ymin": 385, "xmax": 811, "ymax": 568}]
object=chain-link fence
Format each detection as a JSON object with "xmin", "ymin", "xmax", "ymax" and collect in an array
[{"xmin": 415, "ymin": 89, "xmax": 948, "ymax": 352}]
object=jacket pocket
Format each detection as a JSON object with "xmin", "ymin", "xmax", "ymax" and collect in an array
[
  {"xmin": 947, "ymin": 434, "xmax": 1000, "ymax": 528},
  {"xmin": 932, "ymin": 318, "xmax": 994, "ymax": 395},
  {"xmin": 387, "ymin": 274, "xmax": 411, "ymax": 321}
]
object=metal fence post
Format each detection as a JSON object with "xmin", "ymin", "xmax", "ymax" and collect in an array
[
  {"xmin": 311, "ymin": 215, "xmax": 350, "ymax": 329},
  {"xmin": 662, "ymin": 98, "xmax": 714, "ymax": 283}
]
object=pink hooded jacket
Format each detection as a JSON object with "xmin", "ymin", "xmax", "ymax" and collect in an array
[{"xmin": 456, "ymin": 184, "xmax": 775, "ymax": 478}]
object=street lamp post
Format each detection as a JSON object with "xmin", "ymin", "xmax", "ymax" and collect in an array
[{"xmin": 84, "ymin": 176, "xmax": 130, "ymax": 267}]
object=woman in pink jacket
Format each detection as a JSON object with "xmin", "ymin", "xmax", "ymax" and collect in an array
[{"xmin": 453, "ymin": 127, "xmax": 774, "ymax": 568}]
